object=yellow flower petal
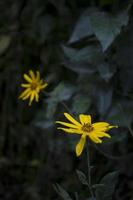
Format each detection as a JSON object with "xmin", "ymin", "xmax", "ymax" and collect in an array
[
  {"xmin": 40, "ymin": 83, "xmax": 48, "ymax": 89},
  {"xmin": 79, "ymin": 114, "xmax": 91, "ymax": 125},
  {"xmin": 76, "ymin": 135, "xmax": 86, "ymax": 156},
  {"xmin": 92, "ymin": 131, "xmax": 111, "ymax": 138},
  {"xmin": 19, "ymin": 88, "xmax": 31, "ymax": 99},
  {"xmin": 93, "ymin": 122, "xmax": 109, "ymax": 128},
  {"xmin": 21, "ymin": 83, "xmax": 30, "ymax": 88},
  {"xmin": 57, "ymin": 127, "xmax": 82, "ymax": 134},
  {"xmin": 56, "ymin": 121, "xmax": 79, "ymax": 129},
  {"xmin": 89, "ymin": 132, "xmax": 102, "ymax": 143},
  {"xmin": 35, "ymin": 92, "xmax": 39, "ymax": 102},
  {"xmin": 64, "ymin": 113, "xmax": 81, "ymax": 127},
  {"xmin": 36, "ymin": 71, "xmax": 40, "ymax": 81},
  {"xmin": 29, "ymin": 70, "xmax": 36, "ymax": 80},
  {"xmin": 22, "ymin": 91, "xmax": 32, "ymax": 100},
  {"xmin": 29, "ymin": 91, "xmax": 35, "ymax": 106},
  {"xmin": 92, "ymin": 122, "xmax": 109, "ymax": 132},
  {"xmin": 23, "ymin": 74, "xmax": 32, "ymax": 83},
  {"xmin": 108, "ymin": 125, "xmax": 118, "ymax": 130}
]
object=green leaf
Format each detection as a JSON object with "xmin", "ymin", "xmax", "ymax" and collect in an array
[
  {"xmin": 62, "ymin": 45, "xmax": 102, "ymax": 74},
  {"xmin": 46, "ymin": 82, "xmax": 75, "ymax": 118},
  {"xmin": 35, "ymin": 15, "xmax": 55, "ymax": 43},
  {"xmin": 33, "ymin": 109, "xmax": 53, "ymax": 129},
  {"xmin": 72, "ymin": 95, "xmax": 91, "ymax": 114},
  {"xmin": 63, "ymin": 45, "xmax": 102, "ymax": 63},
  {"xmin": 46, "ymin": 100, "xmax": 58, "ymax": 119},
  {"xmin": 0, "ymin": 35, "xmax": 11, "ymax": 55},
  {"xmin": 69, "ymin": 10, "xmax": 93, "ymax": 43},
  {"xmin": 90, "ymin": 10, "xmax": 129, "ymax": 51},
  {"xmin": 97, "ymin": 63, "xmax": 115, "ymax": 81},
  {"xmin": 107, "ymin": 101, "xmax": 133, "ymax": 127},
  {"xmin": 49, "ymin": 82, "xmax": 75, "ymax": 101},
  {"xmin": 53, "ymin": 184, "xmax": 73, "ymax": 200},
  {"xmin": 103, "ymin": 131, "xmax": 127, "ymax": 144},
  {"xmin": 96, "ymin": 88, "xmax": 113, "ymax": 116},
  {"xmin": 100, "ymin": 0, "xmax": 118, "ymax": 6},
  {"xmin": 76, "ymin": 170, "xmax": 88, "ymax": 186},
  {"xmin": 95, "ymin": 171, "xmax": 119, "ymax": 200}
]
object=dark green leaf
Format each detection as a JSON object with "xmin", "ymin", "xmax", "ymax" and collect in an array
[
  {"xmin": 90, "ymin": 10, "xmax": 129, "ymax": 51},
  {"xmin": 95, "ymin": 171, "xmax": 119, "ymax": 200},
  {"xmin": 46, "ymin": 82, "xmax": 75, "ymax": 118},
  {"xmin": 107, "ymin": 101, "xmax": 133, "ymax": 127},
  {"xmin": 76, "ymin": 170, "xmax": 88, "ymax": 186},
  {"xmin": 49, "ymin": 82, "xmax": 75, "ymax": 101},
  {"xmin": 35, "ymin": 15, "xmax": 55, "ymax": 43},
  {"xmin": 92, "ymin": 184, "xmax": 104, "ymax": 189},
  {"xmin": 62, "ymin": 45, "xmax": 102, "ymax": 74},
  {"xmin": 72, "ymin": 95, "xmax": 91, "ymax": 114},
  {"xmin": 0, "ymin": 35, "xmax": 11, "ymax": 55},
  {"xmin": 96, "ymin": 88, "xmax": 113, "ymax": 116},
  {"xmin": 100, "ymin": 0, "xmax": 118, "ymax": 6},
  {"xmin": 97, "ymin": 63, "xmax": 115, "ymax": 81},
  {"xmin": 53, "ymin": 184, "xmax": 73, "ymax": 200},
  {"xmin": 69, "ymin": 10, "xmax": 93, "ymax": 43},
  {"xmin": 101, "ymin": 131, "xmax": 127, "ymax": 144},
  {"xmin": 33, "ymin": 109, "xmax": 53, "ymax": 128},
  {"xmin": 63, "ymin": 45, "xmax": 102, "ymax": 64}
]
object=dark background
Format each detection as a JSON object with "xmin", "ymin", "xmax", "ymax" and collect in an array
[{"xmin": 0, "ymin": 0, "xmax": 133, "ymax": 199}]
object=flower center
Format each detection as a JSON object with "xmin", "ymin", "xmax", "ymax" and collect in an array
[
  {"xmin": 82, "ymin": 123, "xmax": 93, "ymax": 132},
  {"xmin": 30, "ymin": 81, "xmax": 38, "ymax": 90}
]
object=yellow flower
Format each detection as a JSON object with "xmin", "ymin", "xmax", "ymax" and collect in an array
[
  {"xmin": 19, "ymin": 70, "xmax": 48, "ymax": 106},
  {"xmin": 56, "ymin": 113, "xmax": 118, "ymax": 156}
]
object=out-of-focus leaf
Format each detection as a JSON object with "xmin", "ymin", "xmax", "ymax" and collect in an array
[
  {"xmin": 69, "ymin": 10, "xmax": 93, "ymax": 43},
  {"xmin": 64, "ymin": 62, "xmax": 96, "ymax": 74},
  {"xmin": 92, "ymin": 184, "xmax": 104, "ymax": 189},
  {"xmin": 96, "ymin": 88, "xmax": 113, "ymax": 116},
  {"xmin": 35, "ymin": 15, "xmax": 55, "ymax": 43},
  {"xmin": 62, "ymin": 45, "xmax": 102, "ymax": 74},
  {"xmin": 107, "ymin": 101, "xmax": 133, "ymax": 127},
  {"xmin": 97, "ymin": 63, "xmax": 115, "ymax": 81},
  {"xmin": 86, "ymin": 198, "xmax": 96, "ymax": 200},
  {"xmin": 33, "ymin": 109, "xmax": 53, "ymax": 128},
  {"xmin": 53, "ymin": 184, "xmax": 73, "ymax": 200},
  {"xmin": 49, "ymin": 82, "xmax": 75, "ymax": 101},
  {"xmin": 46, "ymin": 82, "xmax": 75, "ymax": 118},
  {"xmin": 0, "ymin": 35, "xmax": 11, "ymax": 55},
  {"xmin": 101, "ymin": 131, "xmax": 127, "ymax": 145},
  {"xmin": 90, "ymin": 10, "xmax": 129, "ymax": 51},
  {"xmin": 95, "ymin": 171, "xmax": 119, "ymax": 200},
  {"xmin": 46, "ymin": 100, "xmax": 58, "ymax": 119},
  {"xmin": 62, "ymin": 45, "xmax": 102, "ymax": 64},
  {"xmin": 76, "ymin": 170, "xmax": 88, "ymax": 186},
  {"xmin": 72, "ymin": 95, "xmax": 91, "ymax": 114},
  {"xmin": 100, "ymin": 0, "xmax": 118, "ymax": 6}
]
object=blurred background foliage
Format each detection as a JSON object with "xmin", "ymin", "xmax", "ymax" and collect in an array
[{"xmin": 0, "ymin": 0, "xmax": 133, "ymax": 199}]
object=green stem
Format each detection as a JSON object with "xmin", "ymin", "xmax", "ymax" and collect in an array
[{"xmin": 86, "ymin": 141, "xmax": 95, "ymax": 200}]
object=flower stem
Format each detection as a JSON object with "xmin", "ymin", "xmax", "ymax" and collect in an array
[{"xmin": 86, "ymin": 141, "xmax": 95, "ymax": 200}]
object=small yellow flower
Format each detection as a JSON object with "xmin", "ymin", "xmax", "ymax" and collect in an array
[
  {"xmin": 56, "ymin": 113, "xmax": 118, "ymax": 156},
  {"xmin": 19, "ymin": 70, "xmax": 48, "ymax": 106}
]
